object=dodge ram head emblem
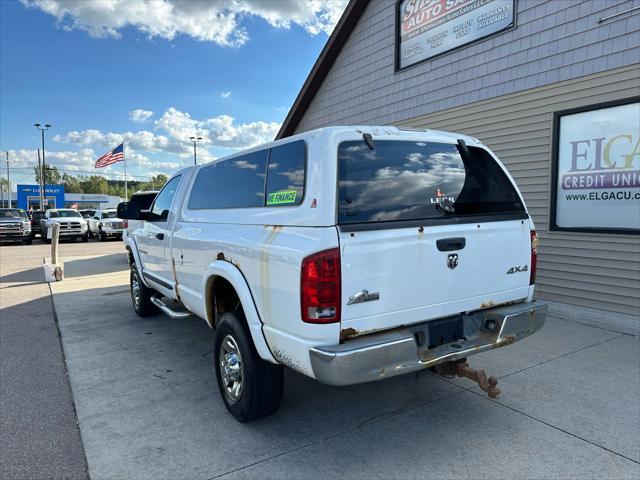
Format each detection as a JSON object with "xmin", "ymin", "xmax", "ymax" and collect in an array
[{"xmin": 447, "ymin": 253, "xmax": 459, "ymax": 270}]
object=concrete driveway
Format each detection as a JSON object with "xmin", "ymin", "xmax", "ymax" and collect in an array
[{"xmin": 47, "ymin": 250, "xmax": 640, "ymax": 479}]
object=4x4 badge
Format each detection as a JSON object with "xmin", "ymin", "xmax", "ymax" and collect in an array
[{"xmin": 447, "ymin": 253, "xmax": 459, "ymax": 270}]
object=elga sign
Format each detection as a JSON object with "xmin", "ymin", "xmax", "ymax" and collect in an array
[
  {"xmin": 551, "ymin": 98, "xmax": 640, "ymax": 234},
  {"xmin": 397, "ymin": 0, "xmax": 515, "ymax": 69}
]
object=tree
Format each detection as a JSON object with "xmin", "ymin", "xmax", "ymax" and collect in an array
[
  {"xmin": 151, "ymin": 174, "xmax": 168, "ymax": 189},
  {"xmin": 62, "ymin": 173, "xmax": 83, "ymax": 193},
  {"xmin": 80, "ymin": 175, "xmax": 109, "ymax": 194},
  {"xmin": 34, "ymin": 165, "xmax": 62, "ymax": 185}
]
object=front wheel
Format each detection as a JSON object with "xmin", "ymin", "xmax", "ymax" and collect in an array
[
  {"xmin": 23, "ymin": 237, "xmax": 33, "ymax": 245},
  {"xmin": 130, "ymin": 264, "xmax": 157, "ymax": 317},
  {"xmin": 214, "ymin": 311, "xmax": 284, "ymax": 422},
  {"xmin": 99, "ymin": 229, "xmax": 107, "ymax": 241},
  {"xmin": 81, "ymin": 233, "xmax": 88, "ymax": 243}
]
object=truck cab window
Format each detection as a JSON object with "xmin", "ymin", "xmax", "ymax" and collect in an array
[{"xmin": 150, "ymin": 175, "xmax": 182, "ymax": 221}]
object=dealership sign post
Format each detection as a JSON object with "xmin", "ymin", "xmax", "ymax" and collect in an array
[
  {"xmin": 550, "ymin": 98, "xmax": 640, "ymax": 234},
  {"xmin": 397, "ymin": 0, "xmax": 515, "ymax": 70}
]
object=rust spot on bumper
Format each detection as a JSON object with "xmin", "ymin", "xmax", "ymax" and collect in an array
[{"xmin": 340, "ymin": 327, "xmax": 358, "ymax": 342}]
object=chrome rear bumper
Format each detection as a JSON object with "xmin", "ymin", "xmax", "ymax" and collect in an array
[{"xmin": 309, "ymin": 301, "xmax": 547, "ymax": 386}]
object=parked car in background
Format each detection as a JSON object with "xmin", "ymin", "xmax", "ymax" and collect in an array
[
  {"xmin": 122, "ymin": 191, "xmax": 158, "ymax": 244},
  {"xmin": 40, "ymin": 208, "xmax": 88, "ymax": 243},
  {"xmin": 0, "ymin": 208, "xmax": 32, "ymax": 244},
  {"xmin": 87, "ymin": 209, "xmax": 124, "ymax": 241},
  {"xmin": 79, "ymin": 209, "xmax": 96, "ymax": 219},
  {"xmin": 29, "ymin": 210, "xmax": 45, "ymax": 238},
  {"xmin": 119, "ymin": 126, "xmax": 547, "ymax": 422}
]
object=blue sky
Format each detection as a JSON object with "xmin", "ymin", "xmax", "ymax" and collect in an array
[{"xmin": 0, "ymin": 0, "xmax": 347, "ymax": 185}]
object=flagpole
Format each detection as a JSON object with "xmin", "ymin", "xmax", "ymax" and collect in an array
[{"xmin": 123, "ymin": 141, "xmax": 128, "ymax": 200}]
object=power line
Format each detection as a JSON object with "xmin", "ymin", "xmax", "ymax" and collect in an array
[{"xmin": 7, "ymin": 166, "xmax": 156, "ymax": 180}]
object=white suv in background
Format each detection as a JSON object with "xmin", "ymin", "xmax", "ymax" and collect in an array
[
  {"xmin": 120, "ymin": 126, "xmax": 547, "ymax": 422},
  {"xmin": 87, "ymin": 209, "xmax": 124, "ymax": 241}
]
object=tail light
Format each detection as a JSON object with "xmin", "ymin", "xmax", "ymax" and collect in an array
[
  {"xmin": 301, "ymin": 248, "xmax": 341, "ymax": 323},
  {"xmin": 123, "ymin": 219, "xmax": 129, "ymax": 229},
  {"xmin": 530, "ymin": 230, "xmax": 539, "ymax": 285}
]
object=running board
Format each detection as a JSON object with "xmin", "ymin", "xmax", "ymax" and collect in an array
[{"xmin": 150, "ymin": 295, "xmax": 192, "ymax": 319}]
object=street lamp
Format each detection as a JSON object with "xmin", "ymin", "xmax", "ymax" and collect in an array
[
  {"xmin": 34, "ymin": 123, "xmax": 52, "ymax": 184},
  {"xmin": 190, "ymin": 136, "xmax": 202, "ymax": 166},
  {"xmin": 5, "ymin": 151, "xmax": 11, "ymax": 208}
]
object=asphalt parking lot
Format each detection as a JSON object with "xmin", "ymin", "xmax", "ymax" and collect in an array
[{"xmin": 1, "ymin": 241, "xmax": 639, "ymax": 479}]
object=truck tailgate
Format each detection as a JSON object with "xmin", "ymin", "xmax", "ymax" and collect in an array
[{"xmin": 339, "ymin": 219, "xmax": 532, "ymax": 336}]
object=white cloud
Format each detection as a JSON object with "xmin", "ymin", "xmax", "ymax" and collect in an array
[
  {"xmin": 155, "ymin": 107, "xmax": 280, "ymax": 149},
  {"xmin": 51, "ymin": 107, "xmax": 280, "ymax": 174},
  {"xmin": 21, "ymin": 0, "xmax": 349, "ymax": 46},
  {"xmin": 129, "ymin": 109, "xmax": 154, "ymax": 123},
  {"xmin": 221, "ymin": 91, "xmax": 231, "ymax": 99},
  {"xmin": 7, "ymin": 148, "xmax": 98, "ymax": 180}
]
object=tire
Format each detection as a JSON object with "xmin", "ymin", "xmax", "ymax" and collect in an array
[
  {"xmin": 214, "ymin": 310, "xmax": 284, "ymax": 422},
  {"xmin": 46, "ymin": 238, "xmax": 52, "ymax": 244},
  {"xmin": 81, "ymin": 233, "xmax": 88, "ymax": 243},
  {"xmin": 99, "ymin": 229, "xmax": 107, "ymax": 241},
  {"xmin": 23, "ymin": 237, "xmax": 33, "ymax": 245},
  {"xmin": 130, "ymin": 264, "xmax": 157, "ymax": 317}
]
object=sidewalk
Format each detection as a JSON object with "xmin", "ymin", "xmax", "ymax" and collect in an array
[
  {"xmin": 50, "ymin": 252, "xmax": 640, "ymax": 479},
  {"xmin": 0, "ymin": 244, "xmax": 88, "ymax": 480}
]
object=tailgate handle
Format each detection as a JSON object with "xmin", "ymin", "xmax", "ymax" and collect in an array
[{"xmin": 436, "ymin": 237, "xmax": 466, "ymax": 251}]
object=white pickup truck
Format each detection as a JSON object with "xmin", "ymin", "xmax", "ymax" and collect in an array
[
  {"xmin": 40, "ymin": 208, "xmax": 89, "ymax": 243},
  {"xmin": 87, "ymin": 208, "xmax": 124, "ymax": 241},
  {"xmin": 119, "ymin": 126, "xmax": 547, "ymax": 422}
]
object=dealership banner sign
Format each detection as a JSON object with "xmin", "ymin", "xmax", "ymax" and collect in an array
[
  {"xmin": 551, "ymin": 99, "xmax": 640, "ymax": 233},
  {"xmin": 397, "ymin": 0, "xmax": 515, "ymax": 69}
]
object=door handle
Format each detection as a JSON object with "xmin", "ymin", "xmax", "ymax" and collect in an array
[
  {"xmin": 155, "ymin": 233, "xmax": 165, "ymax": 240},
  {"xmin": 436, "ymin": 237, "xmax": 466, "ymax": 251}
]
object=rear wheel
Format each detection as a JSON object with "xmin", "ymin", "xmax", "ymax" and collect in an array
[
  {"xmin": 130, "ymin": 264, "xmax": 157, "ymax": 317},
  {"xmin": 214, "ymin": 310, "xmax": 284, "ymax": 422}
]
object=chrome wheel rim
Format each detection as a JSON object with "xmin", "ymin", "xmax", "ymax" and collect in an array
[
  {"xmin": 131, "ymin": 272, "xmax": 141, "ymax": 309},
  {"xmin": 219, "ymin": 335, "xmax": 243, "ymax": 402}
]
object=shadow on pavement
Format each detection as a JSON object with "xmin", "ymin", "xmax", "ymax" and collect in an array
[
  {"xmin": 62, "ymin": 253, "xmax": 129, "ymax": 279},
  {"xmin": 0, "ymin": 266, "xmax": 45, "ymax": 285}
]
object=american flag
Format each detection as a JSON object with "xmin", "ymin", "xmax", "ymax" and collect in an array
[{"xmin": 95, "ymin": 143, "xmax": 124, "ymax": 168}]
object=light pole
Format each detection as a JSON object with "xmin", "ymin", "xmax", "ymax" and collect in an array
[
  {"xmin": 190, "ymin": 136, "xmax": 202, "ymax": 166},
  {"xmin": 5, "ymin": 151, "xmax": 11, "ymax": 208},
  {"xmin": 34, "ymin": 123, "xmax": 52, "ymax": 184}
]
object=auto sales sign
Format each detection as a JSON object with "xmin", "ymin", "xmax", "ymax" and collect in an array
[
  {"xmin": 553, "ymin": 100, "xmax": 640, "ymax": 233},
  {"xmin": 398, "ymin": 0, "xmax": 515, "ymax": 69}
]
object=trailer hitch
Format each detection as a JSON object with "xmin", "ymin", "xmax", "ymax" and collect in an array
[{"xmin": 433, "ymin": 359, "xmax": 500, "ymax": 399}]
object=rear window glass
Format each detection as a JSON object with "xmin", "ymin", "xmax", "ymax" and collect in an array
[
  {"xmin": 265, "ymin": 140, "xmax": 306, "ymax": 206},
  {"xmin": 338, "ymin": 140, "xmax": 524, "ymax": 224},
  {"xmin": 188, "ymin": 149, "xmax": 268, "ymax": 209}
]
